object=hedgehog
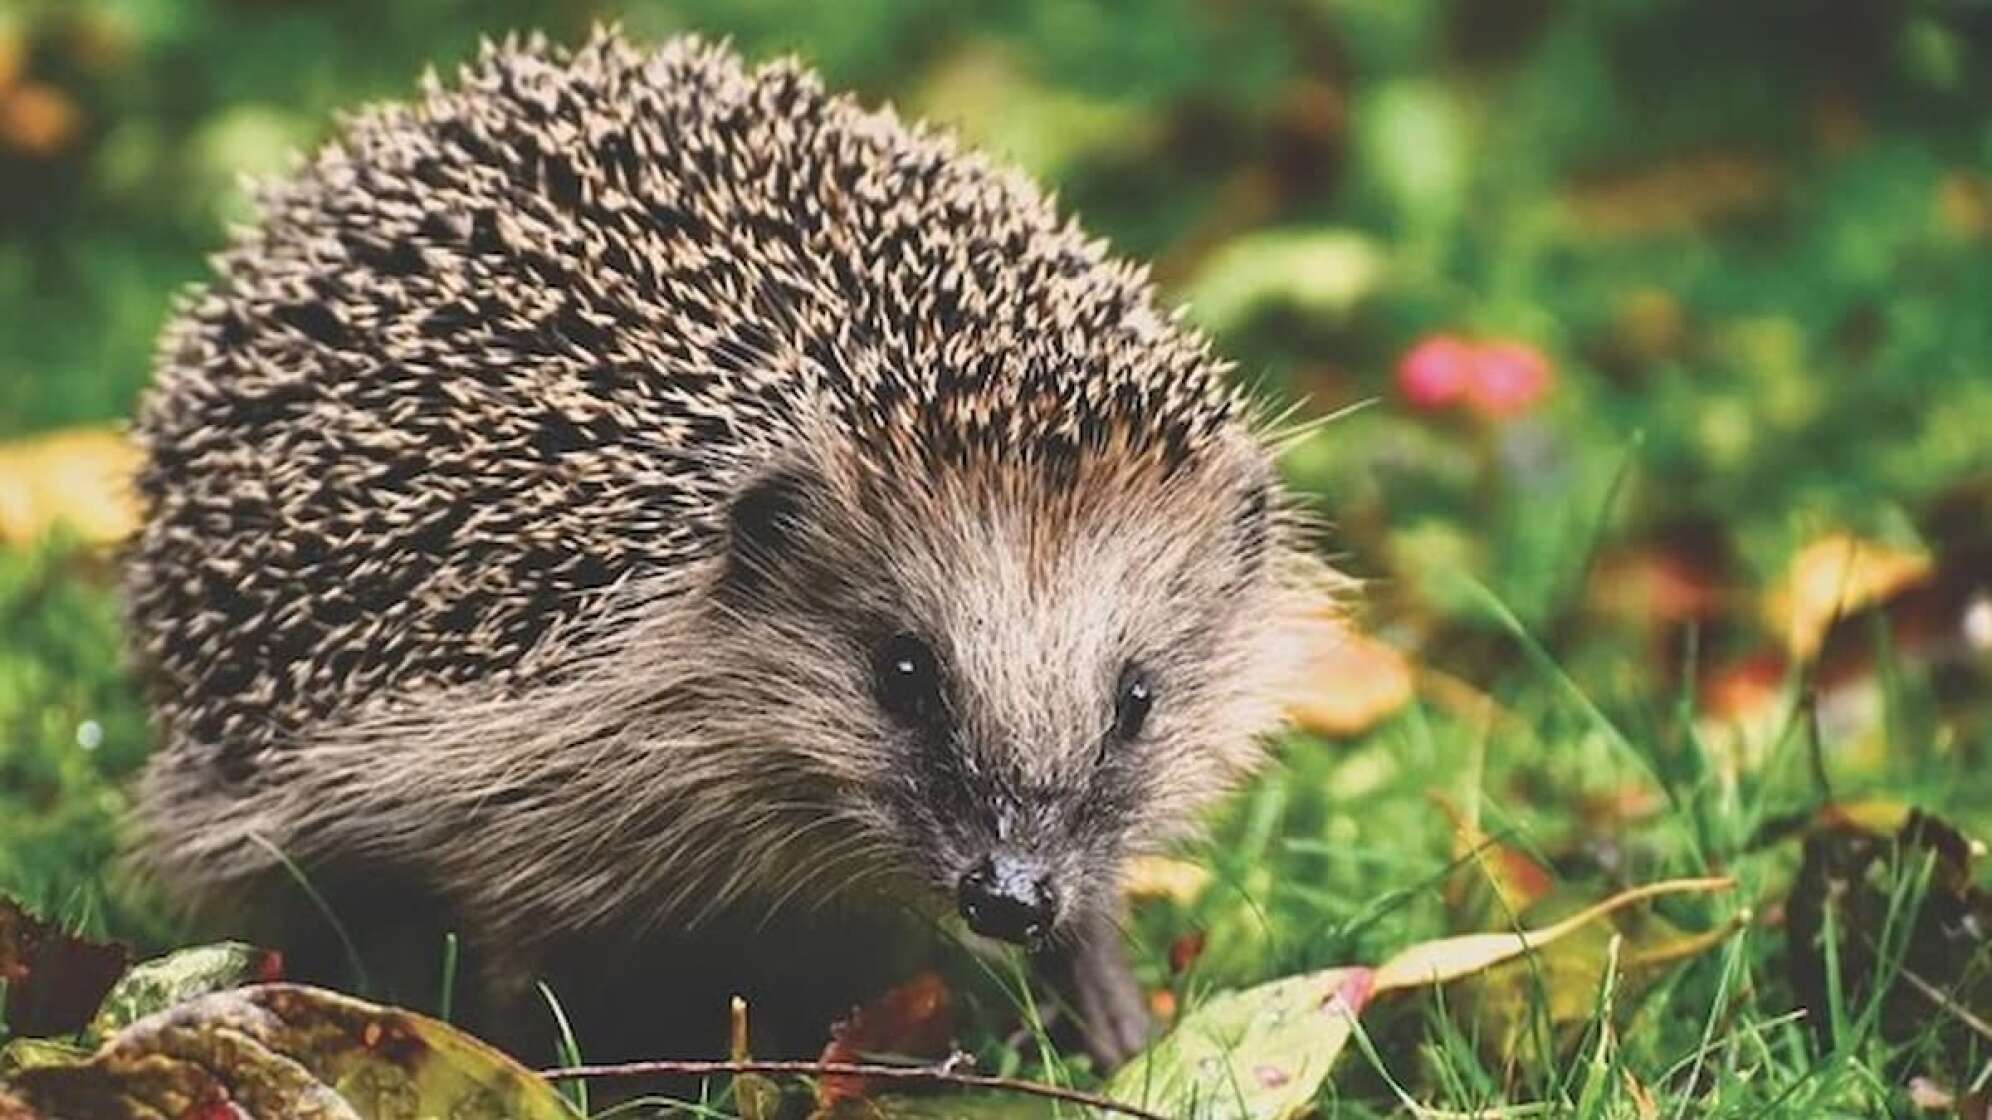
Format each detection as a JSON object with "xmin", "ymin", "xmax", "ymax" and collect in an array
[{"xmin": 123, "ymin": 29, "xmax": 1340, "ymax": 1064}]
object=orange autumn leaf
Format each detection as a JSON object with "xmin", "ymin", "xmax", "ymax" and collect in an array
[
  {"xmin": 1766, "ymin": 533, "xmax": 1932, "ymax": 660},
  {"xmin": 1287, "ymin": 626, "xmax": 1413, "ymax": 737},
  {"xmin": 0, "ymin": 81, "xmax": 81, "ymax": 157},
  {"xmin": 1702, "ymin": 648, "xmax": 1787, "ymax": 723},
  {"xmin": 0, "ymin": 426, "xmax": 141, "ymax": 546},
  {"xmin": 815, "ymin": 972, "xmax": 954, "ymax": 1108},
  {"xmin": 1431, "ymin": 793, "xmax": 1554, "ymax": 916}
]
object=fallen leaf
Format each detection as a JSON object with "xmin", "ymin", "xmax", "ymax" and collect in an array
[
  {"xmin": 1767, "ymin": 534, "xmax": 1933, "ymax": 661},
  {"xmin": 3, "ymin": 984, "xmax": 577, "ymax": 1120},
  {"xmin": 817, "ymin": 972, "xmax": 955, "ymax": 1108},
  {"xmin": 1787, "ymin": 806, "xmax": 1991, "ymax": 1064},
  {"xmin": 0, "ymin": 898, "xmax": 132, "ymax": 1038},
  {"xmin": 1105, "ymin": 967, "xmax": 1374, "ymax": 1120},
  {"xmin": 1123, "ymin": 856, "xmax": 1212, "ymax": 905},
  {"xmin": 1372, "ymin": 876, "xmax": 1734, "ymax": 992},
  {"xmin": 0, "ymin": 1040, "xmax": 90, "ymax": 1078},
  {"xmin": 1446, "ymin": 904, "xmax": 1748, "ymax": 1063},
  {"xmin": 0, "ymin": 427, "xmax": 141, "ymax": 545},
  {"xmin": 1591, "ymin": 542, "xmax": 1729, "ymax": 627},
  {"xmin": 1432, "ymin": 792, "xmax": 1555, "ymax": 917},
  {"xmin": 1287, "ymin": 627, "xmax": 1414, "ymax": 738},
  {"xmin": 85, "ymin": 941, "xmax": 284, "ymax": 1045},
  {"xmin": 1096, "ymin": 878, "xmax": 1734, "ymax": 1120},
  {"xmin": 0, "ymin": 82, "xmax": 80, "ymax": 157}
]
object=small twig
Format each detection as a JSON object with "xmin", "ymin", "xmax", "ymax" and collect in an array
[
  {"xmin": 1896, "ymin": 963, "xmax": 1992, "ymax": 1044},
  {"xmin": 536, "ymin": 1055, "xmax": 1172, "ymax": 1120}
]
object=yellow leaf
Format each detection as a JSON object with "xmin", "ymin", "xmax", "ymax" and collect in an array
[
  {"xmin": 1816, "ymin": 798, "xmax": 1914, "ymax": 837},
  {"xmin": 1372, "ymin": 876, "xmax": 1734, "ymax": 993},
  {"xmin": 1121, "ymin": 856, "xmax": 1212, "ymax": 905},
  {"xmin": 0, "ymin": 426, "xmax": 140, "ymax": 546},
  {"xmin": 1766, "ymin": 533, "xmax": 1931, "ymax": 660},
  {"xmin": 1287, "ymin": 627, "xmax": 1413, "ymax": 738}
]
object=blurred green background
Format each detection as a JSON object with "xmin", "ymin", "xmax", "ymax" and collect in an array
[
  {"xmin": 1, "ymin": 0, "xmax": 1989, "ymax": 1107},
  {"xmin": 5, "ymin": 0, "xmax": 1991, "ymax": 599}
]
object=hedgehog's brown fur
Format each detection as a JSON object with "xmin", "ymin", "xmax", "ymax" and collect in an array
[{"xmin": 125, "ymin": 29, "xmax": 1338, "ymax": 1057}]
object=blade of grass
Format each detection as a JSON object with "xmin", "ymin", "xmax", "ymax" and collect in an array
[
  {"xmin": 247, "ymin": 832, "xmax": 370, "ymax": 994},
  {"xmin": 438, "ymin": 931, "xmax": 459, "ymax": 1024},
  {"xmin": 539, "ymin": 980, "xmax": 589, "ymax": 1117},
  {"xmin": 1459, "ymin": 576, "xmax": 1693, "ymax": 832}
]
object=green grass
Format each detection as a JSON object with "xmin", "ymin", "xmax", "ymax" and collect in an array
[
  {"xmin": 4, "ymin": 0, "xmax": 1991, "ymax": 1112},
  {"xmin": 3, "ymin": 528, "xmax": 1985, "ymax": 1116}
]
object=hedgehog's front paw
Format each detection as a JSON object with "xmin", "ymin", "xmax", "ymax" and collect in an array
[{"xmin": 1042, "ymin": 910, "xmax": 1153, "ymax": 1070}]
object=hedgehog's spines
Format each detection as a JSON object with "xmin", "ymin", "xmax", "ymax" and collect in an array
[{"xmin": 123, "ymin": 30, "xmax": 1321, "ymax": 982}]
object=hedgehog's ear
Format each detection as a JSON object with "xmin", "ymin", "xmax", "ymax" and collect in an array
[{"xmin": 724, "ymin": 466, "xmax": 816, "ymax": 596}]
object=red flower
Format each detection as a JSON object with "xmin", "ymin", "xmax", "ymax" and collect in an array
[
  {"xmin": 1464, "ymin": 340, "xmax": 1552, "ymax": 419},
  {"xmin": 1396, "ymin": 335, "xmax": 1475, "ymax": 410},
  {"xmin": 1396, "ymin": 335, "xmax": 1554, "ymax": 420}
]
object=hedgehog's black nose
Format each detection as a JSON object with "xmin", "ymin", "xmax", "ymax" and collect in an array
[{"xmin": 957, "ymin": 854, "xmax": 1055, "ymax": 946}]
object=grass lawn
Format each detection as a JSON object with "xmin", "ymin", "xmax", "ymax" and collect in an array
[{"xmin": 3, "ymin": 1, "xmax": 1990, "ymax": 1115}]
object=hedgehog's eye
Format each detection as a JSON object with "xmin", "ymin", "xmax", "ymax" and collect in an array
[
  {"xmin": 1113, "ymin": 665, "xmax": 1155, "ymax": 741},
  {"xmin": 874, "ymin": 633, "xmax": 943, "ymax": 725}
]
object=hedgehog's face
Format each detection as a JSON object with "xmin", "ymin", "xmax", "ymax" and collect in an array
[{"xmin": 719, "ymin": 437, "xmax": 1312, "ymax": 947}]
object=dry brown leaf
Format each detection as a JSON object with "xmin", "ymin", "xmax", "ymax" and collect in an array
[
  {"xmin": 816, "ymin": 972, "xmax": 954, "ymax": 1109},
  {"xmin": 0, "ymin": 898, "xmax": 132, "ymax": 1039},
  {"xmin": 0, "ymin": 426, "xmax": 141, "ymax": 545},
  {"xmin": 1287, "ymin": 626, "xmax": 1414, "ymax": 737},
  {"xmin": 1767, "ymin": 533, "xmax": 1932, "ymax": 660},
  {"xmin": 1372, "ymin": 876, "xmax": 1734, "ymax": 992}
]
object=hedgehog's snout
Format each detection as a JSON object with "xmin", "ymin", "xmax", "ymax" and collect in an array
[{"xmin": 956, "ymin": 850, "xmax": 1058, "ymax": 947}]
